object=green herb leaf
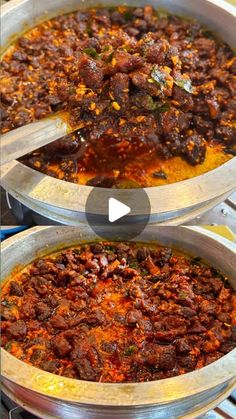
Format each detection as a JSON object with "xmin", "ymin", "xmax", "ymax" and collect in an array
[
  {"xmin": 124, "ymin": 345, "xmax": 137, "ymax": 356},
  {"xmin": 151, "ymin": 67, "xmax": 167, "ymax": 88},
  {"xmin": 123, "ymin": 11, "xmax": 133, "ymax": 21},
  {"xmin": 106, "ymin": 51, "xmax": 115, "ymax": 63},
  {"xmin": 83, "ymin": 47, "xmax": 98, "ymax": 58},
  {"xmin": 141, "ymin": 95, "xmax": 157, "ymax": 111},
  {"xmin": 129, "ymin": 260, "xmax": 139, "ymax": 269},
  {"xmin": 105, "ymin": 245, "xmax": 115, "ymax": 251},
  {"xmin": 157, "ymin": 9, "xmax": 168, "ymax": 19},
  {"xmin": 141, "ymin": 269, "xmax": 149, "ymax": 276},
  {"xmin": 102, "ymin": 45, "xmax": 111, "ymax": 52},
  {"xmin": 202, "ymin": 30, "xmax": 215, "ymax": 40},
  {"xmin": 156, "ymin": 102, "xmax": 171, "ymax": 113},
  {"xmin": 174, "ymin": 78, "xmax": 193, "ymax": 93},
  {"xmin": 5, "ymin": 342, "xmax": 12, "ymax": 351}
]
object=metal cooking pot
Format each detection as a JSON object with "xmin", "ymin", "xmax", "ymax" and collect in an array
[
  {"xmin": 1, "ymin": 226, "xmax": 236, "ymax": 418},
  {"xmin": 0, "ymin": 0, "xmax": 236, "ymax": 225}
]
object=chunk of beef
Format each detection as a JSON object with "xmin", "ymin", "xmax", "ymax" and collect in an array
[
  {"xmin": 43, "ymin": 133, "xmax": 81, "ymax": 156},
  {"xmin": 195, "ymin": 36, "xmax": 216, "ymax": 55},
  {"xmin": 74, "ymin": 358, "xmax": 100, "ymax": 381},
  {"xmin": 9, "ymin": 281, "xmax": 24, "ymax": 297},
  {"xmin": 178, "ymin": 354, "xmax": 197, "ymax": 370},
  {"xmin": 184, "ymin": 134, "xmax": 206, "ymax": 165},
  {"xmin": 114, "ymin": 51, "xmax": 144, "ymax": 73},
  {"xmin": 145, "ymin": 39, "xmax": 169, "ymax": 64},
  {"xmin": 160, "ymin": 110, "xmax": 191, "ymax": 134},
  {"xmin": 137, "ymin": 247, "xmax": 150, "ymax": 261},
  {"xmin": 126, "ymin": 309, "xmax": 142, "ymax": 325},
  {"xmin": 53, "ymin": 336, "xmax": 71, "ymax": 358},
  {"xmin": 6, "ymin": 320, "xmax": 27, "ymax": 340},
  {"xmin": 40, "ymin": 360, "xmax": 59, "ymax": 373},
  {"xmin": 35, "ymin": 302, "xmax": 52, "ymax": 321},
  {"xmin": 172, "ymin": 85, "xmax": 194, "ymax": 111},
  {"xmin": 131, "ymin": 69, "xmax": 160, "ymax": 96},
  {"xmin": 158, "ymin": 345, "xmax": 176, "ymax": 370},
  {"xmin": 175, "ymin": 338, "xmax": 191, "ymax": 354},
  {"xmin": 110, "ymin": 73, "xmax": 129, "ymax": 105},
  {"xmin": 50, "ymin": 314, "xmax": 68, "ymax": 330},
  {"xmin": 79, "ymin": 55, "xmax": 103, "ymax": 89}
]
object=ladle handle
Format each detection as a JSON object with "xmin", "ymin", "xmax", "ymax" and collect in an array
[{"xmin": 1, "ymin": 115, "xmax": 71, "ymax": 166}]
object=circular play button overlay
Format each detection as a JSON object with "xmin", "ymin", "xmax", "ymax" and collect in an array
[{"xmin": 85, "ymin": 188, "xmax": 150, "ymax": 240}]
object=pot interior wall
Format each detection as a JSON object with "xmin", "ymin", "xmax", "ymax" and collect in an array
[{"xmin": 2, "ymin": 0, "xmax": 235, "ymax": 49}]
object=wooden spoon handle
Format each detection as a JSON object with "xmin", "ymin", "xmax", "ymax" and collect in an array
[{"xmin": 1, "ymin": 114, "xmax": 73, "ymax": 166}]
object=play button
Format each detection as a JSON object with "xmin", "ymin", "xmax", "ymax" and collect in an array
[
  {"xmin": 109, "ymin": 198, "xmax": 130, "ymax": 222},
  {"xmin": 85, "ymin": 187, "xmax": 151, "ymax": 240}
]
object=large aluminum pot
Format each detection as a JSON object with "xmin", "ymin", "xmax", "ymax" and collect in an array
[
  {"xmin": 1, "ymin": 226, "xmax": 236, "ymax": 419},
  {"xmin": 1, "ymin": 0, "xmax": 236, "ymax": 226}
]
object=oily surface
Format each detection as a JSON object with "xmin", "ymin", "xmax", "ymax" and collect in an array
[
  {"xmin": 1, "ymin": 6, "xmax": 235, "ymax": 187},
  {"xmin": 1, "ymin": 242, "xmax": 236, "ymax": 383}
]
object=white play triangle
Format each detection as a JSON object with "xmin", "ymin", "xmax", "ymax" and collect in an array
[{"xmin": 108, "ymin": 198, "xmax": 131, "ymax": 222}]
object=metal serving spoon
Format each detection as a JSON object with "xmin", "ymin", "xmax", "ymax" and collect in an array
[{"xmin": 0, "ymin": 112, "xmax": 83, "ymax": 166}]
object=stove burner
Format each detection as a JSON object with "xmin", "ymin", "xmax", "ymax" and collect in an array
[{"xmin": 1, "ymin": 393, "xmax": 39, "ymax": 419}]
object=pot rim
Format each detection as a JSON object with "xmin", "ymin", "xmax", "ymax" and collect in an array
[
  {"xmin": 1, "ymin": 226, "xmax": 236, "ymax": 406},
  {"xmin": 0, "ymin": 0, "xmax": 236, "ymax": 217},
  {"xmin": 1, "ymin": 158, "xmax": 236, "ymax": 216}
]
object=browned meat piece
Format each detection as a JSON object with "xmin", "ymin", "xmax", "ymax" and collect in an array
[
  {"xmin": 136, "ymin": 247, "xmax": 150, "ymax": 261},
  {"xmin": 175, "ymin": 338, "xmax": 191, "ymax": 354},
  {"xmin": 130, "ymin": 69, "xmax": 160, "ymax": 97},
  {"xmin": 200, "ymin": 300, "xmax": 217, "ymax": 314},
  {"xmin": 126, "ymin": 309, "xmax": 142, "ymax": 325},
  {"xmin": 145, "ymin": 255, "xmax": 161, "ymax": 275},
  {"xmin": 79, "ymin": 55, "xmax": 103, "ymax": 89},
  {"xmin": 110, "ymin": 73, "xmax": 129, "ymax": 105},
  {"xmin": 85, "ymin": 259, "xmax": 100, "ymax": 274},
  {"xmin": 20, "ymin": 299, "xmax": 36, "ymax": 319},
  {"xmin": 160, "ymin": 109, "xmax": 191, "ymax": 134},
  {"xmin": 206, "ymin": 98, "xmax": 220, "ymax": 119},
  {"xmin": 144, "ymin": 39, "xmax": 169, "ymax": 64},
  {"xmin": 31, "ymin": 276, "xmax": 48, "ymax": 296},
  {"xmin": 216, "ymin": 126, "xmax": 235, "ymax": 144},
  {"xmin": 178, "ymin": 354, "xmax": 197, "ymax": 370},
  {"xmin": 1, "ymin": 306, "xmax": 17, "ymax": 321},
  {"xmin": 158, "ymin": 345, "xmax": 176, "ymax": 370},
  {"xmin": 114, "ymin": 51, "xmax": 144, "ymax": 73},
  {"xmin": 81, "ymin": 37, "xmax": 101, "ymax": 52},
  {"xmin": 172, "ymin": 85, "xmax": 194, "ymax": 111},
  {"xmin": 40, "ymin": 360, "xmax": 59, "ymax": 373},
  {"xmin": 184, "ymin": 134, "xmax": 206, "ymax": 165},
  {"xmin": 6, "ymin": 320, "xmax": 27, "ymax": 340},
  {"xmin": 35, "ymin": 302, "xmax": 52, "ymax": 320},
  {"xmin": 9, "ymin": 281, "xmax": 24, "ymax": 297},
  {"xmin": 194, "ymin": 38, "xmax": 216, "ymax": 57},
  {"xmin": 86, "ymin": 309, "xmax": 106, "ymax": 326},
  {"xmin": 43, "ymin": 133, "xmax": 81, "ymax": 156},
  {"xmin": 50, "ymin": 314, "xmax": 68, "ymax": 330},
  {"xmin": 87, "ymin": 175, "xmax": 116, "ymax": 188},
  {"xmin": 75, "ymin": 357, "xmax": 100, "ymax": 381},
  {"xmin": 101, "ymin": 341, "xmax": 117, "ymax": 353},
  {"xmin": 53, "ymin": 336, "xmax": 71, "ymax": 358}
]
